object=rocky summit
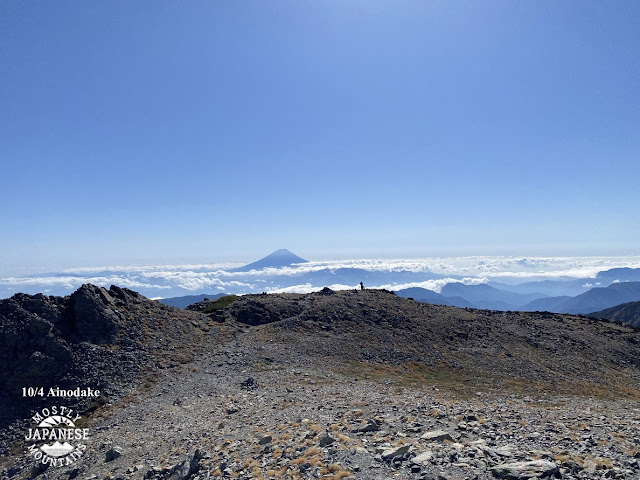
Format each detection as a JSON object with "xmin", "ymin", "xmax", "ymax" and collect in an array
[{"xmin": 1, "ymin": 286, "xmax": 640, "ymax": 480}]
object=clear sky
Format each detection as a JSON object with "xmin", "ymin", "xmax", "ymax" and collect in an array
[{"xmin": 1, "ymin": 1, "xmax": 639, "ymax": 275}]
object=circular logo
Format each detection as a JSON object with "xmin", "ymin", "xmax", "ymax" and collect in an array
[{"xmin": 25, "ymin": 407, "xmax": 89, "ymax": 468}]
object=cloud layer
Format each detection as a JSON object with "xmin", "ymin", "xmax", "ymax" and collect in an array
[{"xmin": 2, "ymin": 255, "xmax": 640, "ymax": 299}]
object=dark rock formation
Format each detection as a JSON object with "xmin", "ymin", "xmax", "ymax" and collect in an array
[
  {"xmin": 0, "ymin": 293, "xmax": 73, "ymax": 392},
  {"xmin": 70, "ymin": 284, "xmax": 123, "ymax": 344},
  {"xmin": 0, "ymin": 284, "xmax": 226, "ymax": 454}
]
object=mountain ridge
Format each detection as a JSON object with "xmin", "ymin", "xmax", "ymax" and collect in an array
[
  {"xmin": 590, "ymin": 300, "xmax": 640, "ymax": 327},
  {"xmin": 394, "ymin": 287, "xmax": 474, "ymax": 308},
  {"xmin": 158, "ymin": 293, "xmax": 228, "ymax": 309},
  {"xmin": 440, "ymin": 283, "xmax": 547, "ymax": 310},
  {"xmin": 522, "ymin": 281, "xmax": 640, "ymax": 314}
]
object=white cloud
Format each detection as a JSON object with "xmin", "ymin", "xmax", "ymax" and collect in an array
[
  {"xmin": 2, "ymin": 255, "xmax": 640, "ymax": 299},
  {"xmin": 265, "ymin": 283, "xmax": 356, "ymax": 294},
  {"xmin": 43, "ymin": 255, "xmax": 640, "ymax": 281},
  {"xmin": 0, "ymin": 275, "xmax": 171, "ymax": 290}
]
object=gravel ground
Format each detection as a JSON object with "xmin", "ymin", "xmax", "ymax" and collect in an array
[{"xmin": 2, "ymin": 288, "xmax": 640, "ymax": 480}]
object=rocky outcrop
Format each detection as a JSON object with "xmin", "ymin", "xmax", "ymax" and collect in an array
[
  {"xmin": 0, "ymin": 284, "xmax": 131, "ymax": 393},
  {"xmin": 225, "ymin": 297, "xmax": 305, "ymax": 326},
  {"xmin": 0, "ymin": 284, "xmax": 219, "ymax": 455},
  {"xmin": 70, "ymin": 284, "xmax": 123, "ymax": 344},
  {"xmin": 0, "ymin": 293, "xmax": 73, "ymax": 391}
]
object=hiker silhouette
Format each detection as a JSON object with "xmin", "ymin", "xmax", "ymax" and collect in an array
[{"xmin": 360, "ymin": 282, "xmax": 364, "ymax": 290}]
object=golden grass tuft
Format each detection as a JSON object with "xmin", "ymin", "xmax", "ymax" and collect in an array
[
  {"xmin": 307, "ymin": 422, "xmax": 322, "ymax": 433},
  {"xmin": 594, "ymin": 457, "xmax": 614, "ymax": 469}
]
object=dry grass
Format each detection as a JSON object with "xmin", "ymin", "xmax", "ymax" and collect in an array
[
  {"xmin": 333, "ymin": 361, "xmax": 473, "ymax": 393},
  {"xmin": 307, "ymin": 422, "xmax": 322, "ymax": 433},
  {"xmin": 319, "ymin": 463, "xmax": 353, "ymax": 479},
  {"xmin": 305, "ymin": 447, "xmax": 321, "ymax": 456},
  {"xmin": 594, "ymin": 457, "xmax": 614, "ymax": 469},
  {"xmin": 266, "ymin": 466, "xmax": 288, "ymax": 477},
  {"xmin": 554, "ymin": 453, "xmax": 574, "ymax": 464},
  {"xmin": 504, "ymin": 378, "xmax": 640, "ymax": 401}
]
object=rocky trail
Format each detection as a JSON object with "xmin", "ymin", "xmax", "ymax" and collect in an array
[{"xmin": 1, "ymin": 287, "xmax": 640, "ymax": 480}]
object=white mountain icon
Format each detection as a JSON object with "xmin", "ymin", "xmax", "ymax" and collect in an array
[
  {"xmin": 38, "ymin": 415, "xmax": 75, "ymax": 428},
  {"xmin": 40, "ymin": 441, "xmax": 75, "ymax": 457}
]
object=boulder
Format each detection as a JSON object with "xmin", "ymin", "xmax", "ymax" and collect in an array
[
  {"xmin": 358, "ymin": 418, "xmax": 383, "ymax": 432},
  {"xmin": 382, "ymin": 444, "xmax": 411, "ymax": 461},
  {"xmin": 319, "ymin": 432, "xmax": 336, "ymax": 447},
  {"xmin": 421, "ymin": 429, "xmax": 453, "ymax": 442},
  {"xmin": 412, "ymin": 451, "xmax": 434, "ymax": 465},
  {"xmin": 105, "ymin": 446, "xmax": 122, "ymax": 462},
  {"xmin": 71, "ymin": 284, "xmax": 123, "ymax": 344},
  {"xmin": 491, "ymin": 460, "xmax": 559, "ymax": 479},
  {"xmin": 240, "ymin": 377, "xmax": 259, "ymax": 391}
]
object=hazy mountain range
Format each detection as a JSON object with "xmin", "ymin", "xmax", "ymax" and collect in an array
[
  {"xmin": 394, "ymin": 287, "xmax": 474, "ymax": 308},
  {"xmin": 3, "ymin": 249, "xmax": 640, "ymax": 320},
  {"xmin": 521, "ymin": 282, "xmax": 640, "ymax": 314},
  {"xmin": 396, "ymin": 281, "xmax": 640, "ymax": 320},
  {"xmin": 159, "ymin": 293, "xmax": 228, "ymax": 309}
]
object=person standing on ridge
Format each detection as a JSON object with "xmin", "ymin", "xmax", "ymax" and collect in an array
[{"xmin": 360, "ymin": 282, "xmax": 364, "ymax": 290}]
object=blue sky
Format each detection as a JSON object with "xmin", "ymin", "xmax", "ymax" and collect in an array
[{"xmin": 1, "ymin": 1, "xmax": 639, "ymax": 275}]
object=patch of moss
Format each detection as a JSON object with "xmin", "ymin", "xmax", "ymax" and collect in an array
[{"xmin": 201, "ymin": 295, "xmax": 238, "ymax": 314}]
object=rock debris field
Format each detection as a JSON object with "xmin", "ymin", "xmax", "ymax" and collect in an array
[{"xmin": 1, "ymin": 286, "xmax": 640, "ymax": 480}]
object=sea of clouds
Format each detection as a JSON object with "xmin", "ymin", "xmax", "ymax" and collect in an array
[{"xmin": 2, "ymin": 255, "xmax": 640, "ymax": 299}]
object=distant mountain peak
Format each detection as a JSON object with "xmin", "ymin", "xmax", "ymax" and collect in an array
[
  {"xmin": 231, "ymin": 249, "xmax": 308, "ymax": 272},
  {"xmin": 266, "ymin": 248, "xmax": 305, "ymax": 259}
]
